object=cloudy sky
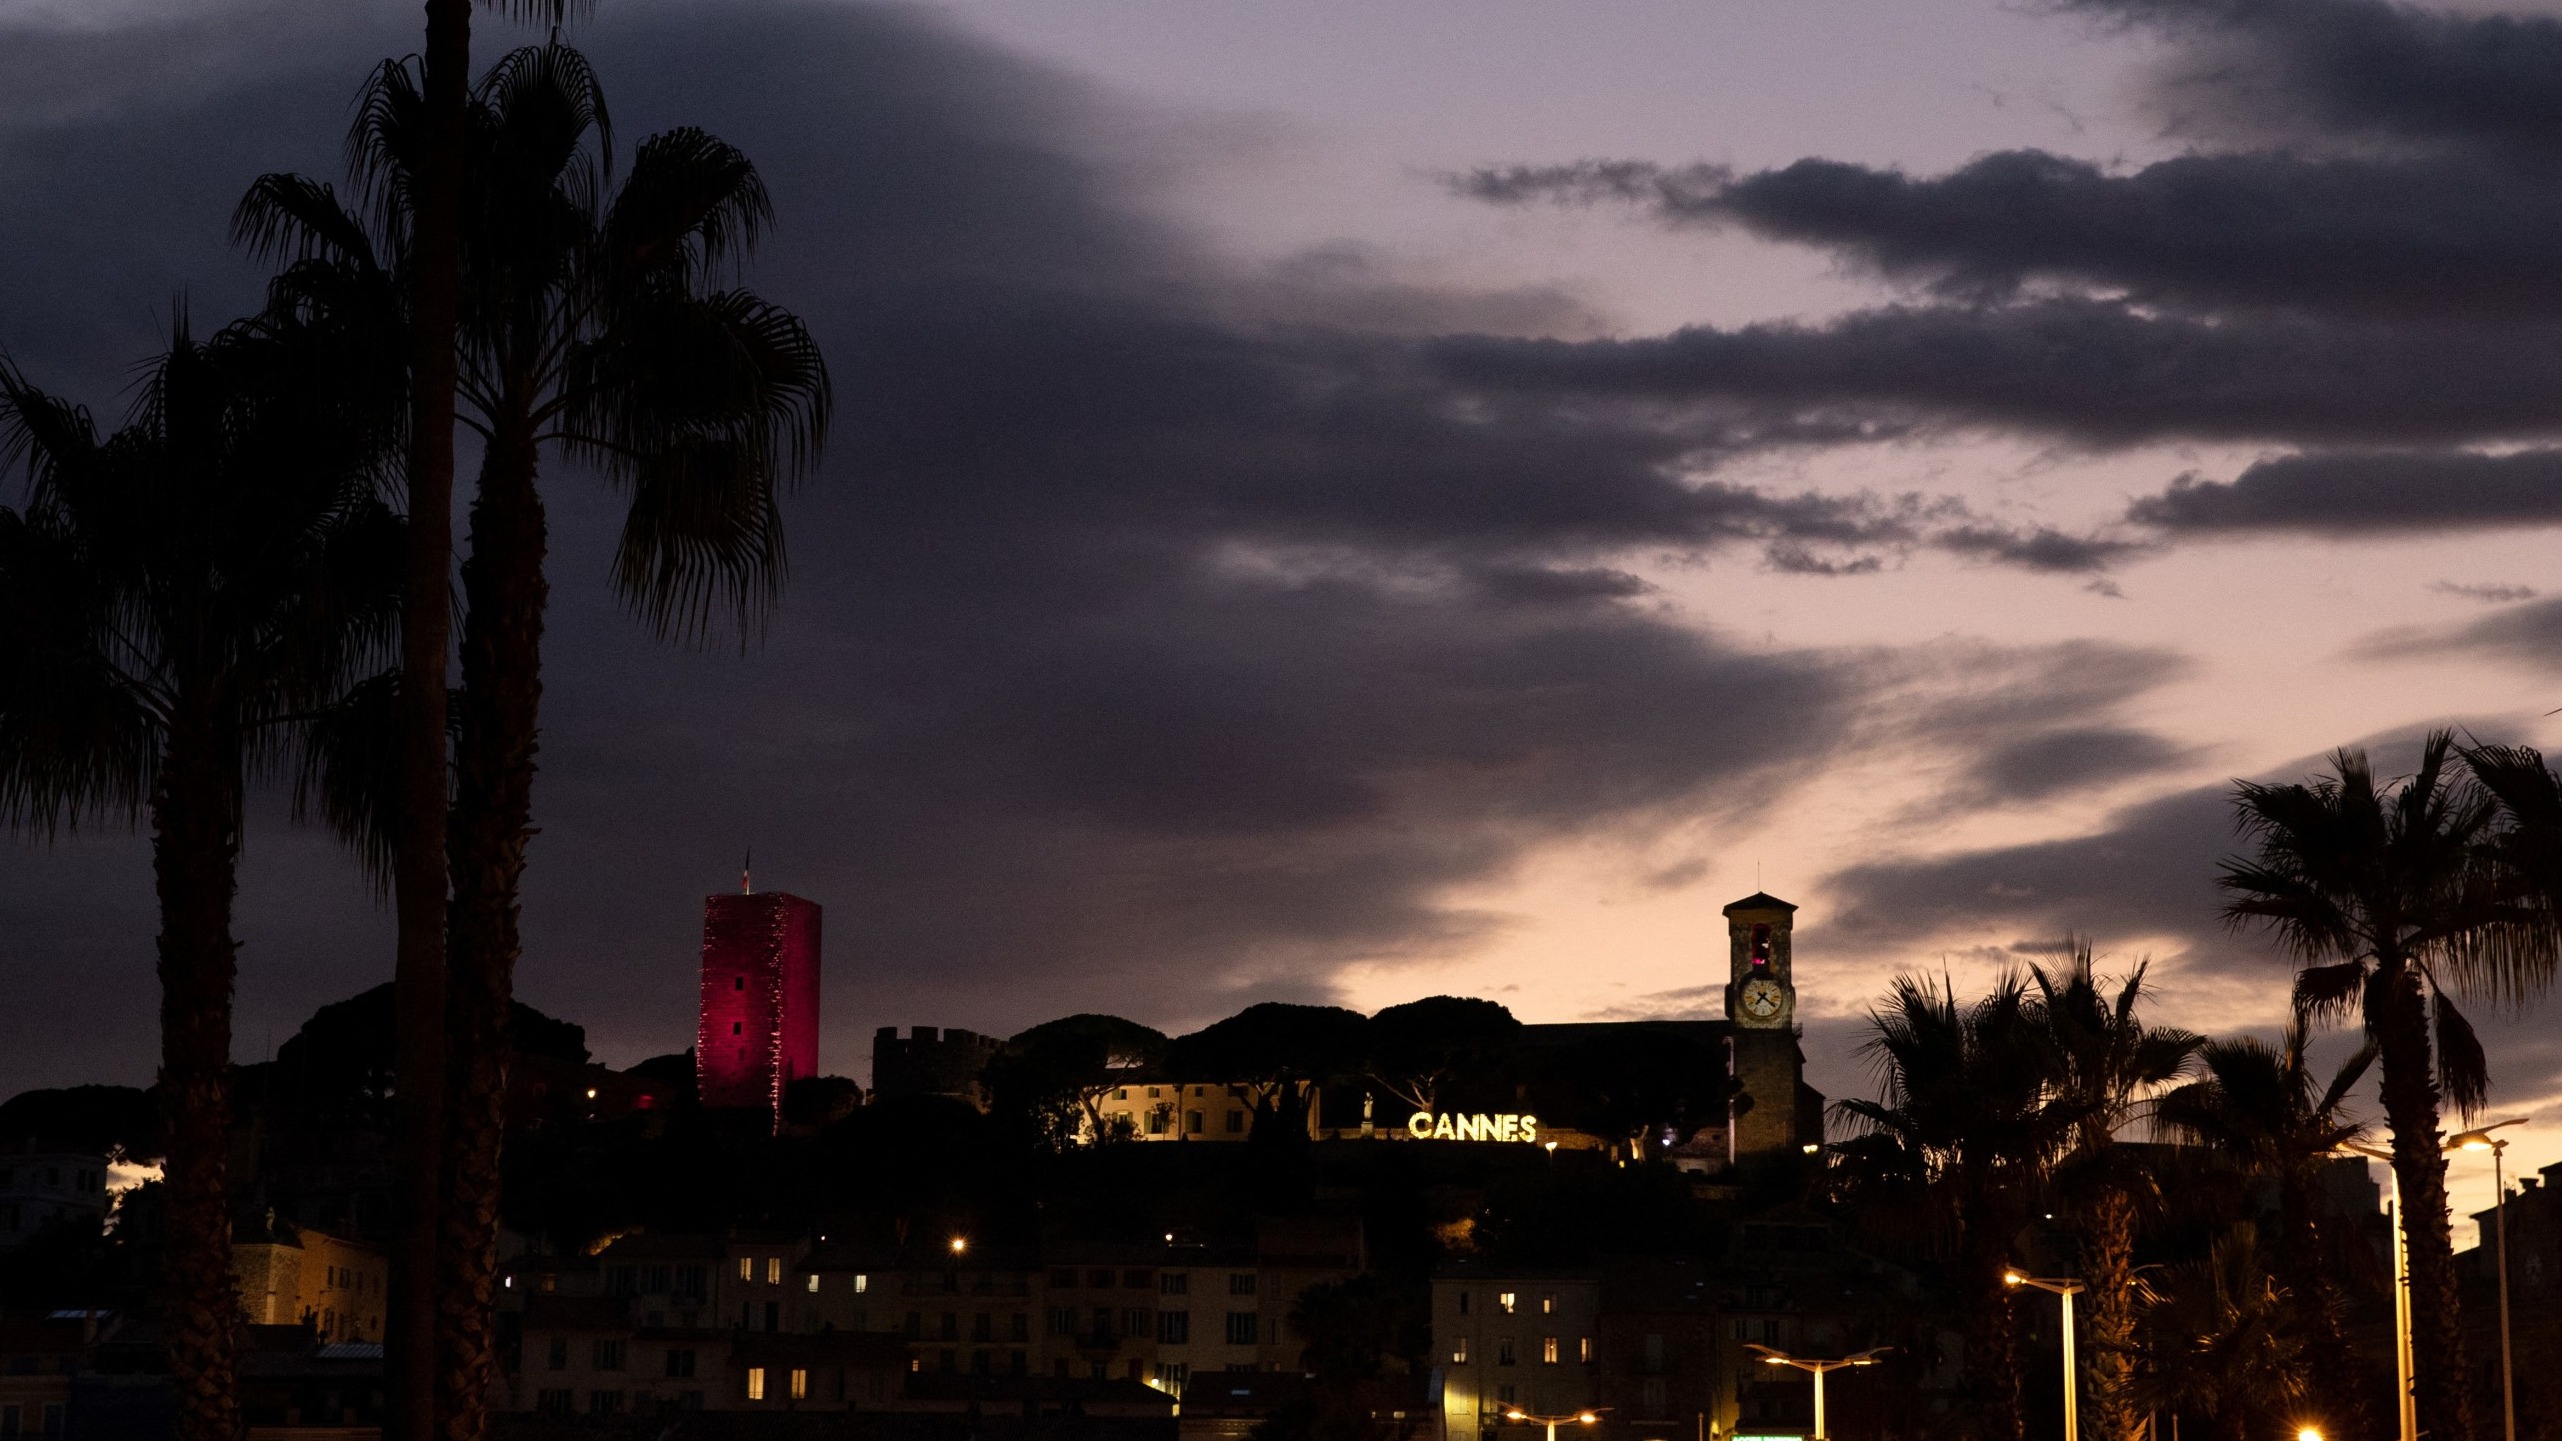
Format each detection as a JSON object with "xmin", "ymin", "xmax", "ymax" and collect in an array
[{"xmin": 5, "ymin": 0, "xmax": 2561, "ymax": 1228}]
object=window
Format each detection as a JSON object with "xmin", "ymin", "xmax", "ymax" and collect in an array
[
  {"xmin": 1115, "ymin": 1088, "xmax": 1129, "ymax": 1100},
  {"xmin": 767, "ymin": 1257, "xmax": 783, "ymax": 1285},
  {"xmin": 735, "ymin": 975, "xmax": 745, "ymax": 990},
  {"xmin": 546, "ymin": 1338, "xmax": 569, "ymax": 1371},
  {"xmin": 1158, "ymin": 1310, "xmax": 1190, "ymax": 1344},
  {"xmin": 1122, "ymin": 1308, "xmax": 1153, "ymax": 1337},
  {"xmin": 1225, "ymin": 1312, "xmax": 1259, "ymax": 1345},
  {"xmin": 941, "ymin": 1313, "xmax": 960, "ymax": 1341},
  {"xmin": 973, "ymin": 1313, "xmax": 993, "ymax": 1342},
  {"xmin": 536, "ymin": 1390, "xmax": 574, "ymax": 1417},
  {"xmin": 1761, "ymin": 1319, "xmax": 1779, "ymax": 1344},
  {"xmin": 1542, "ymin": 1337, "xmax": 1558, "ymax": 1364},
  {"xmin": 1457, "ymin": 1292, "xmax": 1470, "ymax": 1316},
  {"xmin": 1188, "ymin": 1110, "xmax": 1204, "ymax": 1133},
  {"xmin": 806, "ymin": 1273, "xmax": 820, "ymax": 1293},
  {"xmin": 790, "ymin": 1368, "xmax": 809, "ymax": 1400},
  {"xmin": 746, "ymin": 1367, "xmax": 767, "ymax": 1401},
  {"xmin": 588, "ymin": 1391, "xmax": 624, "ymax": 1417},
  {"xmin": 732, "ymin": 1023, "xmax": 742, "ymax": 1035},
  {"xmin": 1226, "ymin": 1110, "xmax": 1247, "ymax": 1133},
  {"xmin": 1579, "ymin": 1337, "xmax": 1592, "ymax": 1363},
  {"xmin": 1643, "ymin": 1334, "xmax": 1664, "ymax": 1367},
  {"xmin": 1149, "ymin": 1110, "xmax": 1168, "ymax": 1135},
  {"xmin": 1450, "ymin": 1338, "xmax": 1469, "ymax": 1364},
  {"xmin": 1541, "ymin": 1295, "xmax": 1555, "ymax": 1315},
  {"xmin": 1124, "ymin": 1269, "xmax": 1151, "ymax": 1288},
  {"xmin": 1161, "ymin": 1273, "xmax": 1189, "ymax": 1296},
  {"xmin": 1012, "ymin": 1313, "xmax": 1030, "ymax": 1342},
  {"xmin": 678, "ymin": 1264, "xmax": 706, "ymax": 1300},
  {"xmin": 905, "ymin": 1312, "xmax": 924, "ymax": 1339},
  {"xmin": 592, "ymin": 1339, "xmax": 627, "ymax": 1372},
  {"xmin": 1642, "ymin": 1378, "xmax": 1668, "ymax": 1418},
  {"xmin": 1497, "ymin": 1385, "xmax": 1516, "ymax": 1405},
  {"xmin": 1229, "ymin": 1274, "xmax": 1258, "ymax": 1296},
  {"xmin": 1498, "ymin": 1292, "xmax": 1516, "ymax": 1314},
  {"xmin": 665, "ymin": 1349, "xmax": 696, "ymax": 1379},
  {"xmin": 1090, "ymin": 1268, "xmax": 1114, "ymax": 1287},
  {"xmin": 642, "ymin": 1264, "xmax": 671, "ymax": 1294},
  {"xmin": 1091, "ymin": 1307, "xmax": 1113, "ymax": 1339},
  {"xmin": 2, "ymin": 1404, "xmax": 18, "ymax": 1439},
  {"xmin": 855, "ymin": 1273, "xmax": 869, "ymax": 1293},
  {"xmin": 739, "ymin": 1258, "xmax": 754, "ymax": 1282},
  {"xmin": 1497, "ymin": 1338, "xmax": 1515, "ymax": 1367}
]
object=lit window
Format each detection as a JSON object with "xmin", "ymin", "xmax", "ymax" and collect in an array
[
  {"xmin": 1498, "ymin": 1293, "xmax": 1516, "ymax": 1314},
  {"xmin": 855, "ymin": 1274, "xmax": 870, "ymax": 1294},
  {"xmin": 767, "ymin": 1258, "xmax": 783, "ymax": 1285},
  {"xmin": 746, "ymin": 1367, "xmax": 766, "ymax": 1401},
  {"xmin": 1451, "ymin": 1338, "xmax": 1469, "ymax": 1364},
  {"xmin": 1542, "ymin": 1337, "xmax": 1558, "ymax": 1364},
  {"xmin": 790, "ymin": 1368, "xmax": 808, "ymax": 1400},
  {"xmin": 1540, "ymin": 1296, "xmax": 1554, "ymax": 1315},
  {"xmin": 807, "ymin": 1275, "xmax": 820, "ymax": 1293},
  {"xmin": 1579, "ymin": 1337, "xmax": 1592, "ymax": 1363},
  {"xmin": 738, "ymin": 1258, "xmax": 753, "ymax": 1282}
]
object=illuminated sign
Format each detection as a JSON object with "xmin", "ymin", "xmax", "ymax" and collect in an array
[{"xmin": 1407, "ymin": 1111, "xmax": 1539, "ymax": 1142}]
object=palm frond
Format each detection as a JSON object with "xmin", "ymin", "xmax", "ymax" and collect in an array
[{"xmin": 2431, "ymin": 991, "xmax": 2489, "ymax": 1117}]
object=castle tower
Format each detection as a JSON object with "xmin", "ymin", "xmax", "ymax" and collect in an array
[
  {"xmin": 1721, "ymin": 891, "xmax": 1805, "ymax": 1167},
  {"xmin": 696, "ymin": 890, "xmax": 822, "ymax": 1117}
]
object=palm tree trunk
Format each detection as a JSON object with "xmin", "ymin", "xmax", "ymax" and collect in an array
[
  {"xmin": 2083, "ymin": 1186, "xmax": 2143, "ymax": 1441},
  {"xmin": 1963, "ymin": 1230, "xmax": 2026, "ymax": 1441},
  {"xmin": 2277, "ymin": 1167, "xmax": 2370, "ymax": 1440},
  {"xmin": 153, "ymin": 717, "xmax": 244, "ymax": 1441},
  {"xmin": 389, "ymin": 1, "xmax": 468, "ymax": 1438},
  {"xmin": 435, "ymin": 425, "xmax": 547, "ymax": 1441},
  {"xmin": 2375, "ymin": 966, "xmax": 2476, "ymax": 1441}
]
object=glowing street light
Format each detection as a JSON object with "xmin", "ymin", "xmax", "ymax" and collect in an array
[
  {"xmin": 1746, "ymin": 1346, "xmax": 1884, "ymax": 1441},
  {"xmin": 2333, "ymin": 1126, "xmax": 2521, "ymax": 1441},
  {"xmin": 2297, "ymin": 1428, "xmax": 2324, "ymax": 1441},
  {"xmin": 2004, "ymin": 1273, "xmax": 2083, "ymax": 1441},
  {"xmin": 948, "ymin": 1236, "xmax": 969, "ymax": 1256},
  {"xmin": 2451, "ymin": 1118, "xmax": 2532, "ymax": 1441},
  {"xmin": 1503, "ymin": 1406, "xmax": 1605, "ymax": 1441}
]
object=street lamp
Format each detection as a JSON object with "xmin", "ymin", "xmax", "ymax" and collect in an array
[
  {"xmin": 2452, "ymin": 1118, "xmax": 2532, "ymax": 1441},
  {"xmin": 2004, "ymin": 1273, "xmax": 2084, "ymax": 1441},
  {"xmin": 948, "ymin": 1236, "xmax": 969, "ymax": 1256},
  {"xmin": 2335, "ymin": 1127, "xmax": 2514, "ymax": 1441},
  {"xmin": 1503, "ymin": 1406, "xmax": 1605, "ymax": 1441},
  {"xmin": 1746, "ymin": 1346, "xmax": 1885, "ymax": 1441}
]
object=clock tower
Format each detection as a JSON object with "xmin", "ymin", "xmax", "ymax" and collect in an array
[{"xmin": 1721, "ymin": 892, "xmax": 1805, "ymax": 1169}]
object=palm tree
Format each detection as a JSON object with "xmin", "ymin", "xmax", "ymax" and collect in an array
[
  {"xmin": 1834, "ymin": 972, "xmax": 2069, "ymax": 1441},
  {"xmin": 241, "ymin": 41, "xmax": 829, "ymax": 1435},
  {"xmin": 2156, "ymin": 1024, "xmax": 2373, "ymax": 1440},
  {"xmin": 2133, "ymin": 1225, "xmax": 2314, "ymax": 1441},
  {"xmin": 0, "ymin": 324, "xmax": 403, "ymax": 1441},
  {"xmin": 2219, "ymin": 732, "xmax": 2562, "ymax": 1441},
  {"xmin": 2026, "ymin": 943, "xmax": 2201, "ymax": 1441}
]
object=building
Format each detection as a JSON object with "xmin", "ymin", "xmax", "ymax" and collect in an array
[
  {"xmin": 1094, "ymin": 1083, "xmax": 1326, "ymax": 1144},
  {"xmin": 0, "ymin": 1150, "xmax": 109, "ymax": 1247},
  {"xmin": 233, "ymin": 1216, "xmax": 390, "ymax": 1345},
  {"xmin": 1433, "ymin": 1266, "xmax": 1603, "ymax": 1441},
  {"xmin": 697, "ymin": 889, "xmax": 823, "ymax": 1117},
  {"xmin": 873, "ymin": 1027, "xmax": 1008, "ymax": 1109}
]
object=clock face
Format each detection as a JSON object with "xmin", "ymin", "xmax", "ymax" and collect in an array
[{"xmin": 1739, "ymin": 977, "xmax": 1785, "ymax": 1021}]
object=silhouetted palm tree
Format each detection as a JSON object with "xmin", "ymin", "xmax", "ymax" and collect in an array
[
  {"xmin": 0, "ymin": 325, "xmax": 402, "ymax": 1441},
  {"xmin": 2133, "ymin": 1224, "xmax": 2313, "ymax": 1441},
  {"xmin": 2157, "ymin": 1023, "xmax": 2372, "ymax": 1441},
  {"xmin": 2219, "ymin": 732, "xmax": 2562, "ymax": 1441},
  {"xmin": 1835, "ymin": 972, "xmax": 2070, "ymax": 1441},
  {"xmin": 2027, "ymin": 943, "xmax": 2201, "ymax": 1441},
  {"xmin": 240, "ymin": 40, "xmax": 829, "ymax": 1436}
]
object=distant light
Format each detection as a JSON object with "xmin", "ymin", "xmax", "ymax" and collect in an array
[
  {"xmin": 2003, "ymin": 1272, "xmax": 2026, "ymax": 1287},
  {"xmin": 1506, "ymin": 1412, "xmax": 1527, "ymax": 1422},
  {"xmin": 2299, "ymin": 1428, "xmax": 2323, "ymax": 1441},
  {"xmin": 949, "ymin": 1237, "xmax": 969, "ymax": 1255},
  {"xmin": 1802, "ymin": 1144, "xmax": 1820, "ymax": 1154},
  {"xmin": 585, "ymin": 1088, "xmax": 598, "ymax": 1100},
  {"xmin": 1578, "ymin": 1415, "xmax": 1598, "ymax": 1425},
  {"xmin": 1544, "ymin": 1142, "xmax": 1558, "ymax": 1154},
  {"xmin": 1764, "ymin": 1356, "xmax": 1788, "ymax": 1366}
]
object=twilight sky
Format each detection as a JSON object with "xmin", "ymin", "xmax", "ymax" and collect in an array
[{"xmin": 4, "ymin": 0, "xmax": 2560, "ymax": 1232}]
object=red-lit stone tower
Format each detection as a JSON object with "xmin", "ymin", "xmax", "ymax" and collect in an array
[{"xmin": 695, "ymin": 889, "xmax": 822, "ymax": 1117}]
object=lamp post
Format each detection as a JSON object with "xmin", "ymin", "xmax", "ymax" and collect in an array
[
  {"xmin": 2453, "ymin": 1118, "xmax": 2532, "ymax": 1441},
  {"xmin": 2337, "ymin": 1124, "xmax": 2520, "ymax": 1441},
  {"xmin": 1503, "ymin": 1406, "xmax": 1605, "ymax": 1441},
  {"xmin": 2004, "ymin": 1273, "xmax": 2083, "ymax": 1441},
  {"xmin": 1746, "ymin": 1346, "xmax": 1885, "ymax": 1441}
]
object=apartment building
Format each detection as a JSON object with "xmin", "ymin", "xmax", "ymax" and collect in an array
[{"xmin": 1433, "ymin": 1266, "xmax": 1603, "ymax": 1441}]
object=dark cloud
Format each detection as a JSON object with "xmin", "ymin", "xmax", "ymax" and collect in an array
[
  {"xmin": 1466, "ymin": 151, "xmax": 2562, "ymax": 319},
  {"xmin": 2432, "ymin": 581, "xmax": 2537, "ymax": 604},
  {"xmin": 1964, "ymin": 726, "xmax": 2193, "ymax": 803},
  {"xmin": 1435, "ymin": 301, "xmax": 2562, "ymax": 447},
  {"xmin": 0, "ymin": 0, "xmax": 1939, "ymax": 1087},
  {"xmin": 2129, "ymin": 448, "xmax": 2562, "ymax": 533}
]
